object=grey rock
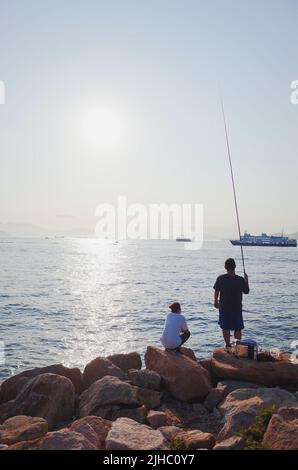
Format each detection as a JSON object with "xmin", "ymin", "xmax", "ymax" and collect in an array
[
  {"xmin": 147, "ymin": 411, "xmax": 167, "ymax": 429},
  {"xmin": 0, "ymin": 374, "xmax": 75, "ymax": 430},
  {"xmin": 128, "ymin": 369, "xmax": 161, "ymax": 390},
  {"xmin": 107, "ymin": 353, "xmax": 142, "ymax": 373},
  {"xmin": 217, "ymin": 386, "xmax": 296, "ymax": 441},
  {"xmin": 79, "ymin": 376, "xmax": 139, "ymax": 418},
  {"xmin": 82, "ymin": 357, "xmax": 126, "ymax": 389},
  {"xmin": 213, "ymin": 436, "xmax": 245, "ymax": 450},
  {"xmin": 106, "ymin": 417, "xmax": 168, "ymax": 450}
]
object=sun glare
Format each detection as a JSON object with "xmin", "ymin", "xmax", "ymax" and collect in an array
[{"xmin": 81, "ymin": 107, "xmax": 125, "ymax": 151}]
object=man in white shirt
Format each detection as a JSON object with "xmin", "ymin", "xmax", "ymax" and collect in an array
[{"xmin": 160, "ymin": 302, "xmax": 191, "ymax": 352}]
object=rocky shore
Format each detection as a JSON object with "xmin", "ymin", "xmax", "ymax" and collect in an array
[{"xmin": 0, "ymin": 347, "xmax": 298, "ymax": 450}]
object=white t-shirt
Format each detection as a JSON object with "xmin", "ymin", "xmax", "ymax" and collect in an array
[{"xmin": 160, "ymin": 312, "xmax": 188, "ymax": 349}]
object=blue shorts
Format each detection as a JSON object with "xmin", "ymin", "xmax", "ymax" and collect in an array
[{"xmin": 219, "ymin": 309, "xmax": 244, "ymax": 331}]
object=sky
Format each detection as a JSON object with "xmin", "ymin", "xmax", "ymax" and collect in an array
[{"xmin": 0, "ymin": 0, "xmax": 298, "ymax": 238}]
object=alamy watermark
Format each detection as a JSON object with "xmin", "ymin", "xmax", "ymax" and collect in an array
[
  {"xmin": 0, "ymin": 80, "xmax": 5, "ymax": 104},
  {"xmin": 95, "ymin": 196, "xmax": 204, "ymax": 250},
  {"xmin": 290, "ymin": 80, "xmax": 298, "ymax": 104}
]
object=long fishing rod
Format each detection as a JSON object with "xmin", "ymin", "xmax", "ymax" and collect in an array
[{"xmin": 220, "ymin": 95, "xmax": 246, "ymax": 274}]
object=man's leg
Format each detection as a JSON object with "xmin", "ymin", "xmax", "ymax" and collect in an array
[
  {"xmin": 174, "ymin": 331, "xmax": 191, "ymax": 352},
  {"xmin": 179, "ymin": 331, "xmax": 191, "ymax": 346},
  {"xmin": 223, "ymin": 330, "xmax": 231, "ymax": 347},
  {"xmin": 234, "ymin": 330, "xmax": 242, "ymax": 340}
]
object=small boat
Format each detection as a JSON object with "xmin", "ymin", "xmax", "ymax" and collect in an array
[
  {"xmin": 176, "ymin": 237, "xmax": 192, "ymax": 242},
  {"xmin": 231, "ymin": 232, "xmax": 297, "ymax": 247}
]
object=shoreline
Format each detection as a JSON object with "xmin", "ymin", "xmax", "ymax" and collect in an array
[{"xmin": 0, "ymin": 346, "xmax": 297, "ymax": 450}]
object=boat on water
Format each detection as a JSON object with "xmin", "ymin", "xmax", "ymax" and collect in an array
[
  {"xmin": 231, "ymin": 232, "xmax": 297, "ymax": 247},
  {"xmin": 176, "ymin": 237, "xmax": 192, "ymax": 242}
]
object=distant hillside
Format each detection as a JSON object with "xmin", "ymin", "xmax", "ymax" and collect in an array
[
  {"xmin": 0, "ymin": 222, "xmax": 92, "ymax": 238},
  {"xmin": 0, "ymin": 223, "xmax": 48, "ymax": 237},
  {"xmin": 0, "ymin": 230, "xmax": 11, "ymax": 237}
]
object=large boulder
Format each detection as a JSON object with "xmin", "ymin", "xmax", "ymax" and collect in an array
[
  {"xmin": 159, "ymin": 399, "xmax": 221, "ymax": 434},
  {"xmin": 69, "ymin": 416, "xmax": 111, "ymax": 450},
  {"xmin": 105, "ymin": 417, "xmax": 168, "ymax": 450},
  {"xmin": 217, "ymin": 387, "xmax": 296, "ymax": 441},
  {"xmin": 179, "ymin": 347, "xmax": 197, "ymax": 361},
  {"xmin": 145, "ymin": 347, "xmax": 211, "ymax": 402},
  {"xmin": 128, "ymin": 369, "xmax": 161, "ymax": 390},
  {"xmin": 70, "ymin": 423, "xmax": 98, "ymax": 449},
  {"xmin": 82, "ymin": 357, "xmax": 125, "ymax": 389},
  {"xmin": 8, "ymin": 438, "xmax": 43, "ymax": 450},
  {"xmin": 0, "ymin": 373, "xmax": 75, "ymax": 430},
  {"xmin": 0, "ymin": 364, "xmax": 82, "ymax": 403},
  {"xmin": 136, "ymin": 388, "xmax": 161, "ymax": 410},
  {"xmin": 68, "ymin": 422, "xmax": 99, "ymax": 448},
  {"xmin": 211, "ymin": 348, "xmax": 298, "ymax": 387},
  {"xmin": 181, "ymin": 429, "xmax": 216, "ymax": 450},
  {"xmin": 79, "ymin": 376, "xmax": 141, "ymax": 421},
  {"xmin": 198, "ymin": 357, "xmax": 218, "ymax": 386},
  {"xmin": 41, "ymin": 429, "xmax": 97, "ymax": 450},
  {"xmin": 203, "ymin": 384, "xmax": 227, "ymax": 411},
  {"xmin": 147, "ymin": 411, "xmax": 167, "ymax": 429},
  {"xmin": 203, "ymin": 380, "xmax": 259, "ymax": 411},
  {"xmin": 263, "ymin": 404, "xmax": 298, "ymax": 450},
  {"xmin": 0, "ymin": 416, "xmax": 48, "ymax": 445},
  {"xmin": 107, "ymin": 352, "xmax": 142, "ymax": 373}
]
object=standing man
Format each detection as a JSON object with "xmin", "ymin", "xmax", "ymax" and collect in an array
[{"xmin": 213, "ymin": 258, "xmax": 249, "ymax": 350}]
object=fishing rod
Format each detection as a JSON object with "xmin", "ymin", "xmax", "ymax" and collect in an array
[{"xmin": 220, "ymin": 95, "xmax": 246, "ymax": 274}]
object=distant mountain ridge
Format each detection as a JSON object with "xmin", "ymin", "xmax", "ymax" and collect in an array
[
  {"xmin": 0, "ymin": 223, "xmax": 48, "ymax": 237},
  {"xmin": 0, "ymin": 230, "xmax": 10, "ymax": 237},
  {"xmin": 0, "ymin": 222, "xmax": 297, "ymax": 240},
  {"xmin": 0, "ymin": 222, "xmax": 92, "ymax": 238}
]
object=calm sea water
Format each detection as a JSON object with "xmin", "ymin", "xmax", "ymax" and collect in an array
[{"xmin": 0, "ymin": 238, "xmax": 297, "ymax": 381}]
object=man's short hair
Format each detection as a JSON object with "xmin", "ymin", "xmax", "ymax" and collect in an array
[{"xmin": 225, "ymin": 258, "xmax": 236, "ymax": 271}]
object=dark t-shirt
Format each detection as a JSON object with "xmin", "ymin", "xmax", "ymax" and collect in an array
[{"xmin": 213, "ymin": 274, "xmax": 249, "ymax": 313}]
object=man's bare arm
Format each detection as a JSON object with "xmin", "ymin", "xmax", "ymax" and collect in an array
[{"xmin": 214, "ymin": 290, "xmax": 219, "ymax": 308}]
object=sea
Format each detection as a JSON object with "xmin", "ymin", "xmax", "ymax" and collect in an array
[{"xmin": 0, "ymin": 238, "xmax": 297, "ymax": 381}]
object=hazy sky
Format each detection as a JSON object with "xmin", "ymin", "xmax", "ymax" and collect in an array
[{"xmin": 0, "ymin": 0, "xmax": 297, "ymax": 237}]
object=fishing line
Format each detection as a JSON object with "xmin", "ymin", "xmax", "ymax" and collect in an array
[{"xmin": 220, "ymin": 94, "xmax": 246, "ymax": 274}]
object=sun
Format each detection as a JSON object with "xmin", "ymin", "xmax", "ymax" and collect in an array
[{"xmin": 81, "ymin": 107, "xmax": 125, "ymax": 151}]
